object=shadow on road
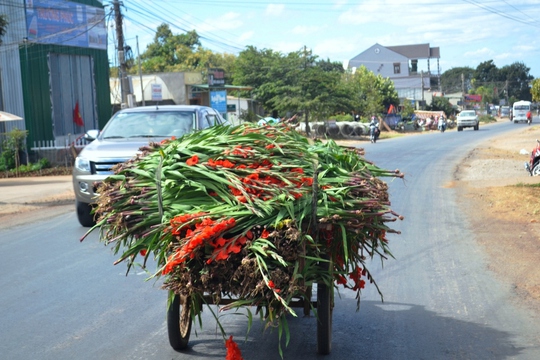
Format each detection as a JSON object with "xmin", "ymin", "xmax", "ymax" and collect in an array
[{"xmin": 170, "ymin": 298, "xmax": 524, "ymax": 359}]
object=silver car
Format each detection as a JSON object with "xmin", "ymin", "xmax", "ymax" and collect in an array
[
  {"xmin": 456, "ymin": 110, "xmax": 479, "ymax": 131},
  {"xmin": 73, "ymin": 105, "xmax": 228, "ymax": 226}
]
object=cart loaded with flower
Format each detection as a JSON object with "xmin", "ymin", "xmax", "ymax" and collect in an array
[{"xmin": 82, "ymin": 123, "xmax": 403, "ymax": 357}]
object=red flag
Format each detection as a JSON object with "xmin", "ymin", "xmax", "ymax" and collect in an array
[
  {"xmin": 387, "ymin": 104, "xmax": 396, "ymax": 114},
  {"xmin": 73, "ymin": 101, "xmax": 84, "ymax": 127}
]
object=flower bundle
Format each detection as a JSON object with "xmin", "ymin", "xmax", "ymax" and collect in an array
[{"xmin": 83, "ymin": 122, "xmax": 403, "ymax": 351}]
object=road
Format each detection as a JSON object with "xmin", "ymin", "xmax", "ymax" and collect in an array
[{"xmin": 1, "ymin": 120, "xmax": 540, "ymax": 359}]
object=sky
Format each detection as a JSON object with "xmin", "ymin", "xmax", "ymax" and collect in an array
[{"xmin": 108, "ymin": 0, "xmax": 540, "ymax": 78}]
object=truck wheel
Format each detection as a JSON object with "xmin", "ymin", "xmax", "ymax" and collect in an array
[
  {"xmin": 474, "ymin": 123, "xmax": 479, "ymax": 131},
  {"xmin": 76, "ymin": 200, "xmax": 95, "ymax": 227},
  {"xmin": 457, "ymin": 126, "xmax": 463, "ymax": 132}
]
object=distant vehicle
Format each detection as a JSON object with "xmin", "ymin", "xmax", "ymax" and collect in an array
[
  {"xmin": 500, "ymin": 106, "xmax": 510, "ymax": 118},
  {"xmin": 512, "ymin": 100, "xmax": 532, "ymax": 123},
  {"xmin": 456, "ymin": 110, "xmax": 479, "ymax": 131},
  {"xmin": 72, "ymin": 105, "xmax": 228, "ymax": 227}
]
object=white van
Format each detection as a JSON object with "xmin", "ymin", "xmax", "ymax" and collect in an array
[{"xmin": 512, "ymin": 100, "xmax": 532, "ymax": 123}]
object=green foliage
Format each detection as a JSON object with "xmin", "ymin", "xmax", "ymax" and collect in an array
[
  {"xmin": 16, "ymin": 158, "xmax": 50, "ymax": 173},
  {"xmin": 400, "ymin": 100, "xmax": 415, "ymax": 119},
  {"xmin": 443, "ymin": 61, "xmax": 534, "ymax": 104},
  {"xmin": 499, "ymin": 62, "xmax": 533, "ymax": 101},
  {"xmin": 441, "ymin": 66, "xmax": 474, "ymax": 93},
  {"xmin": 473, "ymin": 85, "xmax": 495, "ymax": 105},
  {"xmin": 1, "ymin": 128, "xmax": 28, "ymax": 171},
  {"xmin": 238, "ymin": 109, "xmax": 258, "ymax": 123},
  {"xmin": 232, "ymin": 46, "xmax": 354, "ymax": 121},
  {"xmin": 344, "ymin": 66, "xmax": 397, "ymax": 117},
  {"xmin": 329, "ymin": 113, "xmax": 354, "ymax": 122},
  {"xmin": 531, "ymin": 79, "xmax": 540, "ymax": 102},
  {"xmin": 426, "ymin": 96, "xmax": 453, "ymax": 117},
  {"xmin": 478, "ymin": 114, "xmax": 497, "ymax": 123},
  {"xmin": 0, "ymin": 14, "xmax": 8, "ymax": 46}
]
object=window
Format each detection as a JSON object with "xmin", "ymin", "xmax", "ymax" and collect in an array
[{"xmin": 393, "ymin": 63, "xmax": 401, "ymax": 74}]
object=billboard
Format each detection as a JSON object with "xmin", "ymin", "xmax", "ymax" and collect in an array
[{"xmin": 25, "ymin": 0, "xmax": 107, "ymax": 49}]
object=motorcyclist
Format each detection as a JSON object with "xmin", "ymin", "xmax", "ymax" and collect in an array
[
  {"xmin": 369, "ymin": 116, "xmax": 379, "ymax": 143},
  {"xmin": 438, "ymin": 115, "xmax": 446, "ymax": 132}
]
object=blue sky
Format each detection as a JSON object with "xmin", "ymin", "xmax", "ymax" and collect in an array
[{"xmin": 110, "ymin": 0, "xmax": 540, "ymax": 78}]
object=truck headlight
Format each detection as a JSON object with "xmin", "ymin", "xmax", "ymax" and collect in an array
[{"xmin": 75, "ymin": 157, "xmax": 91, "ymax": 172}]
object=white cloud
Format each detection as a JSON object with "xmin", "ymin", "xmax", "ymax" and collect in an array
[
  {"xmin": 464, "ymin": 47, "xmax": 495, "ymax": 58},
  {"xmin": 197, "ymin": 12, "xmax": 244, "ymax": 32},
  {"xmin": 291, "ymin": 25, "xmax": 321, "ymax": 35},
  {"xmin": 238, "ymin": 31, "xmax": 255, "ymax": 42},
  {"xmin": 265, "ymin": 4, "xmax": 285, "ymax": 16}
]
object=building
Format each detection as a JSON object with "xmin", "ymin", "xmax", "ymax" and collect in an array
[
  {"xmin": 109, "ymin": 70, "xmax": 255, "ymax": 123},
  {"xmin": 0, "ymin": 0, "xmax": 111, "ymax": 156},
  {"xmin": 348, "ymin": 43, "xmax": 441, "ymax": 107}
]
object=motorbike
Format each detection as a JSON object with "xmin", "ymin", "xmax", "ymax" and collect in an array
[
  {"xmin": 524, "ymin": 139, "xmax": 540, "ymax": 176},
  {"xmin": 370, "ymin": 126, "xmax": 380, "ymax": 143},
  {"xmin": 438, "ymin": 119, "xmax": 447, "ymax": 133}
]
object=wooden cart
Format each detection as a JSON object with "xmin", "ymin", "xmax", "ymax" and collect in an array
[{"xmin": 167, "ymin": 263, "xmax": 334, "ymax": 355}]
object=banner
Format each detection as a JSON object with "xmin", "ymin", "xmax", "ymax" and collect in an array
[{"xmin": 25, "ymin": 0, "xmax": 107, "ymax": 49}]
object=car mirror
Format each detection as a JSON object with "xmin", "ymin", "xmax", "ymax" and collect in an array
[{"xmin": 84, "ymin": 129, "xmax": 100, "ymax": 142}]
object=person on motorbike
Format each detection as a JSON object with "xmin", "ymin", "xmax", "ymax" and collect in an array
[
  {"xmin": 369, "ymin": 116, "xmax": 379, "ymax": 143},
  {"xmin": 438, "ymin": 115, "xmax": 446, "ymax": 132}
]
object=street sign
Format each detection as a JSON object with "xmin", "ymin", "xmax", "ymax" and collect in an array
[{"xmin": 151, "ymin": 84, "xmax": 162, "ymax": 101}]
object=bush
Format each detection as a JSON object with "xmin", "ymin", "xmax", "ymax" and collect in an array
[
  {"xmin": 479, "ymin": 114, "xmax": 497, "ymax": 123},
  {"xmin": 329, "ymin": 114, "xmax": 354, "ymax": 122}
]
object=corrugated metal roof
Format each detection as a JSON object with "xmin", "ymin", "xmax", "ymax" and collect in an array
[{"xmin": 387, "ymin": 43, "xmax": 440, "ymax": 59}]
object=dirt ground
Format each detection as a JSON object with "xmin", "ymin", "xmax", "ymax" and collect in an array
[{"xmin": 453, "ymin": 124, "xmax": 540, "ymax": 314}]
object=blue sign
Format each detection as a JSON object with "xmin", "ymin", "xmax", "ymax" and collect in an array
[
  {"xmin": 210, "ymin": 90, "xmax": 227, "ymax": 113},
  {"xmin": 25, "ymin": 0, "xmax": 107, "ymax": 49}
]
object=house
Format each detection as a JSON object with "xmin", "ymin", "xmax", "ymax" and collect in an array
[{"xmin": 348, "ymin": 43, "xmax": 441, "ymax": 107}]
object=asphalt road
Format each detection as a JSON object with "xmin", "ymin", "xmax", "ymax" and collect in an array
[{"xmin": 1, "ymin": 120, "xmax": 540, "ymax": 359}]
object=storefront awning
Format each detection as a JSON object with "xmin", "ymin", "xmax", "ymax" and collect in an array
[{"xmin": 191, "ymin": 84, "xmax": 253, "ymax": 91}]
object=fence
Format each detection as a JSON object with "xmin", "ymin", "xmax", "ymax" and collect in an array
[{"xmin": 31, "ymin": 135, "xmax": 87, "ymax": 167}]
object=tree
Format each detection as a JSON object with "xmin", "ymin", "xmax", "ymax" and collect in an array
[
  {"xmin": 472, "ymin": 85, "xmax": 495, "ymax": 106},
  {"xmin": 474, "ymin": 60, "xmax": 501, "ymax": 85},
  {"xmin": 345, "ymin": 66, "xmax": 397, "ymax": 117},
  {"xmin": 427, "ymin": 96, "xmax": 453, "ymax": 117},
  {"xmin": 140, "ymin": 24, "xmax": 201, "ymax": 73},
  {"xmin": 499, "ymin": 62, "xmax": 534, "ymax": 101},
  {"xmin": 0, "ymin": 14, "xmax": 8, "ymax": 46},
  {"xmin": 531, "ymin": 78, "xmax": 540, "ymax": 102},
  {"xmin": 441, "ymin": 67, "xmax": 474, "ymax": 94}
]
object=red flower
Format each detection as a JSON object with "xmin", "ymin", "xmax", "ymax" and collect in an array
[
  {"xmin": 139, "ymin": 249, "xmax": 147, "ymax": 256},
  {"xmin": 225, "ymin": 335, "xmax": 244, "ymax": 360},
  {"xmin": 186, "ymin": 155, "xmax": 199, "ymax": 166},
  {"xmin": 268, "ymin": 280, "xmax": 275, "ymax": 288}
]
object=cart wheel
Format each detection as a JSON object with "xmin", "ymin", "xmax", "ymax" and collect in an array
[
  {"xmin": 167, "ymin": 294, "xmax": 192, "ymax": 350},
  {"xmin": 316, "ymin": 282, "xmax": 333, "ymax": 355}
]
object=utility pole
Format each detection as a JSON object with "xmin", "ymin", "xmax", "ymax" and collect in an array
[
  {"xmin": 505, "ymin": 80, "xmax": 509, "ymax": 105},
  {"xmin": 113, "ymin": 0, "xmax": 129, "ymax": 106},
  {"xmin": 461, "ymin": 73, "xmax": 465, "ymax": 110},
  {"xmin": 136, "ymin": 36, "xmax": 145, "ymax": 106},
  {"xmin": 420, "ymin": 71, "xmax": 424, "ymax": 110}
]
